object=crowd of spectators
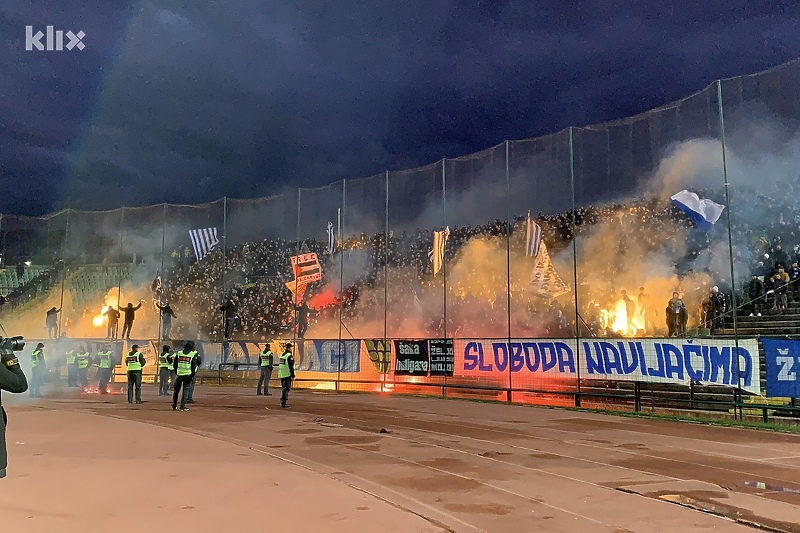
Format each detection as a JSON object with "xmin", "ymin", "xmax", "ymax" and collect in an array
[{"xmin": 146, "ymin": 185, "xmax": 800, "ymax": 341}]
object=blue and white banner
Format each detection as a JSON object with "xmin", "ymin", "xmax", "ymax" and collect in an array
[
  {"xmin": 762, "ymin": 338, "xmax": 800, "ymax": 398},
  {"xmin": 297, "ymin": 340, "xmax": 361, "ymax": 372},
  {"xmin": 462, "ymin": 338, "xmax": 760, "ymax": 394}
]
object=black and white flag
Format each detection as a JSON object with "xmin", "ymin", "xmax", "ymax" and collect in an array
[
  {"xmin": 525, "ymin": 212, "xmax": 542, "ymax": 257},
  {"xmin": 189, "ymin": 228, "xmax": 220, "ymax": 260}
]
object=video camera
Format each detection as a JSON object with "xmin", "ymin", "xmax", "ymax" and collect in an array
[{"xmin": 0, "ymin": 336, "xmax": 25, "ymax": 354}]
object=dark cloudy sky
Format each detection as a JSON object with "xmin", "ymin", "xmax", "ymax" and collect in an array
[{"xmin": 1, "ymin": 1, "xmax": 799, "ymax": 215}]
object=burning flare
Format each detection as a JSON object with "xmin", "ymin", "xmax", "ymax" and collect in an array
[{"xmin": 92, "ymin": 288, "xmax": 123, "ymax": 328}]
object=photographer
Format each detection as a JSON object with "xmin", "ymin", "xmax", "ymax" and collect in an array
[{"xmin": 1, "ymin": 340, "xmax": 28, "ymax": 478}]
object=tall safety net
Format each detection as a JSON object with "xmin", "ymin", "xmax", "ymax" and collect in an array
[{"xmin": 5, "ymin": 59, "xmax": 800, "ymax": 409}]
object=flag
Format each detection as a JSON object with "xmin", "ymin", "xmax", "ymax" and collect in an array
[
  {"xmin": 412, "ymin": 290, "xmax": 423, "ymax": 315},
  {"xmin": 431, "ymin": 226, "xmax": 450, "ymax": 275},
  {"xmin": 285, "ymin": 281, "xmax": 309, "ymax": 304},
  {"xmin": 327, "ymin": 221, "xmax": 335, "ymax": 254},
  {"xmin": 525, "ymin": 212, "xmax": 542, "ymax": 257},
  {"xmin": 189, "ymin": 228, "xmax": 220, "ymax": 260},
  {"xmin": 670, "ymin": 190, "xmax": 725, "ymax": 232},
  {"xmin": 290, "ymin": 253, "xmax": 322, "ymax": 284},
  {"xmin": 530, "ymin": 241, "xmax": 570, "ymax": 298},
  {"xmin": 151, "ymin": 274, "xmax": 161, "ymax": 294},
  {"xmin": 151, "ymin": 274, "xmax": 163, "ymax": 303}
]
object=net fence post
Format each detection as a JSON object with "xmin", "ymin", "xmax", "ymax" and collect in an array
[
  {"xmin": 717, "ymin": 79, "xmax": 742, "ymax": 420},
  {"xmin": 569, "ymin": 127, "xmax": 582, "ymax": 408},
  {"xmin": 505, "ymin": 140, "xmax": 512, "ymax": 402},
  {"xmin": 441, "ymin": 159, "xmax": 448, "ymax": 398},
  {"xmin": 337, "ymin": 180, "xmax": 345, "ymax": 392},
  {"xmin": 383, "ymin": 170, "xmax": 389, "ymax": 393}
]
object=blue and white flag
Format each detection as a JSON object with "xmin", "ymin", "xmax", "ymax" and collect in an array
[
  {"xmin": 189, "ymin": 228, "xmax": 220, "ymax": 260},
  {"xmin": 327, "ymin": 221, "xmax": 335, "ymax": 254},
  {"xmin": 762, "ymin": 338, "xmax": 800, "ymax": 398},
  {"xmin": 525, "ymin": 212, "xmax": 542, "ymax": 257},
  {"xmin": 670, "ymin": 190, "xmax": 725, "ymax": 232}
]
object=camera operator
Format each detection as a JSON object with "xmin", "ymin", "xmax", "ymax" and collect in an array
[{"xmin": 1, "ymin": 338, "xmax": 28, "ymax": 478}]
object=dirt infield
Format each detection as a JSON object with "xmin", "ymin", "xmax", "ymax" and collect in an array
[{"xmin": 3, "ymin": 384, "xmax": 800, "ymax": 532}]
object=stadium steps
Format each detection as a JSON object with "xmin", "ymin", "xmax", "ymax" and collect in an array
[
  {"xmin": 720, "ymin": 301, "xmax": 800, "ymax": 337},
  {"xmin": 66, "ymin": 264, "xmax": 135, "ymax": 309},
  {"xmin": 0, "ymin": 265, "xmax": 47, "ymax": 296}
]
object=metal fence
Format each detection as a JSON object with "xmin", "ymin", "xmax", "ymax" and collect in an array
[{"xmin": 4, "ymin": 59, "xmax": 800, "ymax": 414}]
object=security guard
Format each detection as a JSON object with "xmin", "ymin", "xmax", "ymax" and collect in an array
[
  {"xmin": 257, "ymin": 343, "xmax": 273, "ymax": 396},
  {"xmin": 158, "ymin": 345, "xmax": 173, "ymax": 396},
  {"xmin": 29, "ymin": 343, "xmax": 46, "ymax": 398},
  {"xmin": 125, "ymin": 344, "xmax": 146, "ymax": 404},
  {"xmin": 96, "ymin": 344, "xmax": 114, "ymax": 394},
  {"xmin": 278, "ymin": 343, "xmax": 295, "ymax": 408},
  {"xmin": 172, "ymin": 341, "xmax": 198, "ymax": 411},
  {"xmin": 65, "ymin": 346, "xmax": 78, "ymax": 387},
  {"xmin": 76, "ymin": 345, "xmax": 91, "ymax": 390}
]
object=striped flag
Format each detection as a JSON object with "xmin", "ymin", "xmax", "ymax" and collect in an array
[
  {"xmin": 327, "ymin": 221, "xmax": 335, "ymax": 254},
  {"xmin": 525, "ymin": 212, "xmax": 542, "ymax": 257},
  {"xmin": 290, "ymin": 253, "xmax": 322, "ymax": 284},
  {"xmin": 530, "ymin": 241, "xmax": 570, "ymax": 298},
  {"xmin": 189, "ymin": 228, "xmax": 220, "ymax": 260},
  {"xmin": 430, "ymin": 226, "xmax": 450, "ymax": 276}
]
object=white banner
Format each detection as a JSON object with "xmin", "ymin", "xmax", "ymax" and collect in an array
[{"xmin": 461, "ymin": 337, "xmax": 761, "ymax": 394}]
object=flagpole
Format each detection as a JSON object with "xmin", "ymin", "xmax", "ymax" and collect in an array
[
  {"xmin": 717, "ymin": 80, "xmax": 742, "ymax": 420},
  {"xmin": 115, "ymin": 209, "xmax": 123, "ymax": 322},
  {"xmin": 293, "ymin": 188, "xmax": 301, "ymax": 351},
  {"xmin": 159, "ymin": 203, "xmax": 166, "ymax": 344},
  {"xmin": 384, "ymin": 170, "xmax": 390, "ymax": 391},
  {"xmin": 441, "ymin": 158, "xmax": 448, "ymax": 398},
  {"xmin": 505, "ymin": 141, "xmax": 513, "ymax": 401},
  {"xmin": 221, "ymin": 196, "xmax": 227, "ymax": 342},
  {"xmin": 337, "ymin": 180, "xmax": 346, "ymax": 390},
  {"xmin": 58, "ymin": 209, "xmax": 70, "ymax": 338},
  {"xmin": 569, "ymin": 127, "xmax": 582, "ymax": 408}
]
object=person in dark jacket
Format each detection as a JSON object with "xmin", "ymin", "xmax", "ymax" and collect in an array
[
  {"xmin": 103, "ymin": 306, "xmax": 121, "ymax": 339},
  {"xmin": 747, "ymin": 275, "xmax": 765, "ymax": 317},
  {"xmin": 156, "ymin": 302, "xmax": 177, "ymax": 340},
  {"xmin": 1, "ymin": 343, "xmax": 28, "ymax": 478},
  {"xmin": 219, "ymin": 300, "xmax": 236, "ymax": 340},
  {"xmin": 45, "ymin": 307, "xmax": 60, "ymax": 339},
  {"xmin": 119, "ymin": 301, "xmax": 142, "ymax": 339},
  {"xmin": 666, "ymin": 292, "xmax": 687, "ymax": 337},
  {"xmin": 295, "ymin": 302, "xmax": 311, "ymax": 338},
  {"xmin": 790, "ymin": 261, "xmax": 800, "ymax": 302},
  {"xmin": 709, "ymin": 286, "xmax": 727, "ymax": 331}
]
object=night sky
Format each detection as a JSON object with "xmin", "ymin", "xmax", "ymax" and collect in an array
[{"xmin": 1, "ymin": 1, "xmax": 799, "ymax": 216}]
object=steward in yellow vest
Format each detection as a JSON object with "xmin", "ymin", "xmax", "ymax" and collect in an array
[
  {"xmin": 171, "ymin": 341, "xmax": 198, "ymax": 411},
  {"xmin": 29, "ymin": 343, "xmax": 46, "ymax": 398},
  {"xmin": 278, "ymin": 343, "xmax": 295, "ymax": 408},
  {"xmin": 125, "ymin": 344, "xmax": 146, "ymax": 404}
]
